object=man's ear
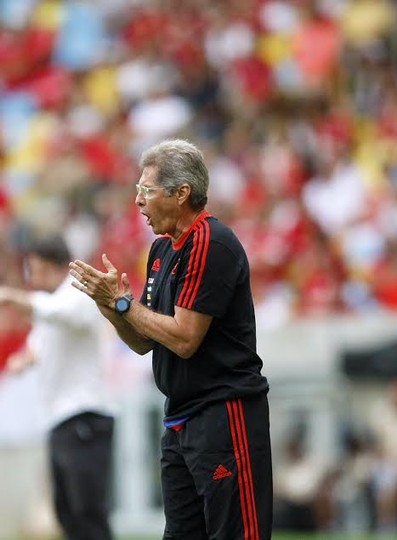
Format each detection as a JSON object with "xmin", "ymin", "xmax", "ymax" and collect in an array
[{"xmin": 177, "ymin": 184, "xmax": 191, "ymax": 205}]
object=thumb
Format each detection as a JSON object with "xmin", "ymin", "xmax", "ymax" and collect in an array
[{"xmin": 121, "ymin": 273, "xmax": 131, "ymax": 295}]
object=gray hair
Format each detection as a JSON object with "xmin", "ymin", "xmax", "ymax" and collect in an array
[{"xmin": 139, "ymin": 139, "xmax": 209, "ymax": 210}]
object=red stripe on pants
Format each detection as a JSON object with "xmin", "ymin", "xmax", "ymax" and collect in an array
[{"xmin": 227, "ymin": 399, "xmax": 260, "ymax": 540}]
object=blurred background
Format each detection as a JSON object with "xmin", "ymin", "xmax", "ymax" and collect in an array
[{"xmin": 1, "ymin": 0, "xmax": 397, "ymax": 537}]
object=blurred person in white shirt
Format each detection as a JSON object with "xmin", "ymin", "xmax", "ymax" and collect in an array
[
  {"xmin": 0, "ymin": 234, "xmax": 115, "ymax": 540},
  {"xmin": 302, "ymin": 139, "xmax": 369, "ymax": 237}
]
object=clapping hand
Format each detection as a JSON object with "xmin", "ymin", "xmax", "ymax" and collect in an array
[{"xmin": 69, "ymin": 253, "xmax": 131, "ymax": 309}]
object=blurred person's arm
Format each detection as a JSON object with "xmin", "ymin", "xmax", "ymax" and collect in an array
[
  {"xmin": 1, "ymin": 277, "xmax": 154, "ymax": 353},
  {"xmin": 7, "ymin": 345, "xmax": 36, "ymax": 375},
  {"xmin": 0, "ymin": 286, "xmax": 33, "ymax": 316}
]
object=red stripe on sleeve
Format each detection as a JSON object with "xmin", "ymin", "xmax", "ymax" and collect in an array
[
  {"xmin": 178, "ymin": 221, "xmax": 210, "ymax": 309},
  {"xmin": 186, "ymin": 220, "xmax": 210, "ymax": 309},
  {"xmin": 178, "ymin": 225, "xmax": 201, "ymax": 307}
]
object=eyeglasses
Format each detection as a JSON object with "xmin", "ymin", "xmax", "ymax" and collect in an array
[{"xmin": 135, "ymin": 184, "xmax": 165, "ymax": 199}]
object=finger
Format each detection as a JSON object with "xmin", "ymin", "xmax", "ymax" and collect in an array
[
  {"xmin": 102, "ymin": 253, "xmax": 117, "ymax": 273},
  {"xmin": 71, "ymin": 280, "xmax": 91, "ymax": 295},
  {"xmin": 69, "ymin": 268, "xmax": 84, "ymax": 281},
  {"xmin": 71, "ymin": 260, "xmax": 100, "ymax": 277},
  {"xmin": 69, "ymin": 268, "xmax": 90, "ymax": 291}
]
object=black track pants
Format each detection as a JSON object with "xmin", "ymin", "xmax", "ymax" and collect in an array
[
  {"xmin": 161, "ymin": 393, "xmax": 273, "ymax": 540},
  {"xmin": 49, "ymin": 412, "xmax": 114, "ymax": 540}
]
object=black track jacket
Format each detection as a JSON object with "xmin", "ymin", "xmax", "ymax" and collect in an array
[{"xmin": 140, "ymin": 211, "xmax": 269, "ymax": 421}]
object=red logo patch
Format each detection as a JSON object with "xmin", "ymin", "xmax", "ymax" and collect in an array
[
  {"xmin": 152, "ymin": 258, "xmax": 161, "ymax": 272},
  {"xmin": 212, "ymin": 464, "xmax": 232, "ymax": 480}
]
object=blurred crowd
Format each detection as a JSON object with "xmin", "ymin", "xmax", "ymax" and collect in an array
[
  {"xmin": 1, "ymin": 0, "xmax": 397, "ymax": 365},
  {"xmin": 1, "ymin": 1, "xmax": 397, "ymax": 534}
]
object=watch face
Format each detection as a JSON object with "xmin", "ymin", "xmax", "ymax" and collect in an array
[{"xmin": 115, "ymin": 296, "xmax": 130, "ymax": 313}]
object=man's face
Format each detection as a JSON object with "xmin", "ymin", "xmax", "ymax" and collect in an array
[
  {"xmin": 25, "ymin": 255, "xmax": 60, "ymax": 292},
  {"xmin": 136, "ymin": 166, "xmax": 180, "ymax": 237}
]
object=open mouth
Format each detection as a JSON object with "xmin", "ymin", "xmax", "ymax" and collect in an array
[{"xmin": 141, "ymin": 212, "xmax": 152, "ymax": 226}]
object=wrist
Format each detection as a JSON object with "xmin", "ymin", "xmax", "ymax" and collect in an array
[{"xmin": 114, "ymin": 293, "xmax": 133, "ymax": 315}]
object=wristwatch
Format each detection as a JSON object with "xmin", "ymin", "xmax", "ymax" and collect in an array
[{"xmin": 115, "ymin": 294, "xmax": 132, "ymax": 315}]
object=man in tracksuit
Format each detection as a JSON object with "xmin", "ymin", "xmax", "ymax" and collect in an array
[{"xmin": 70, "ymin": 138, "xmax": 273, "ymax": 539}]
